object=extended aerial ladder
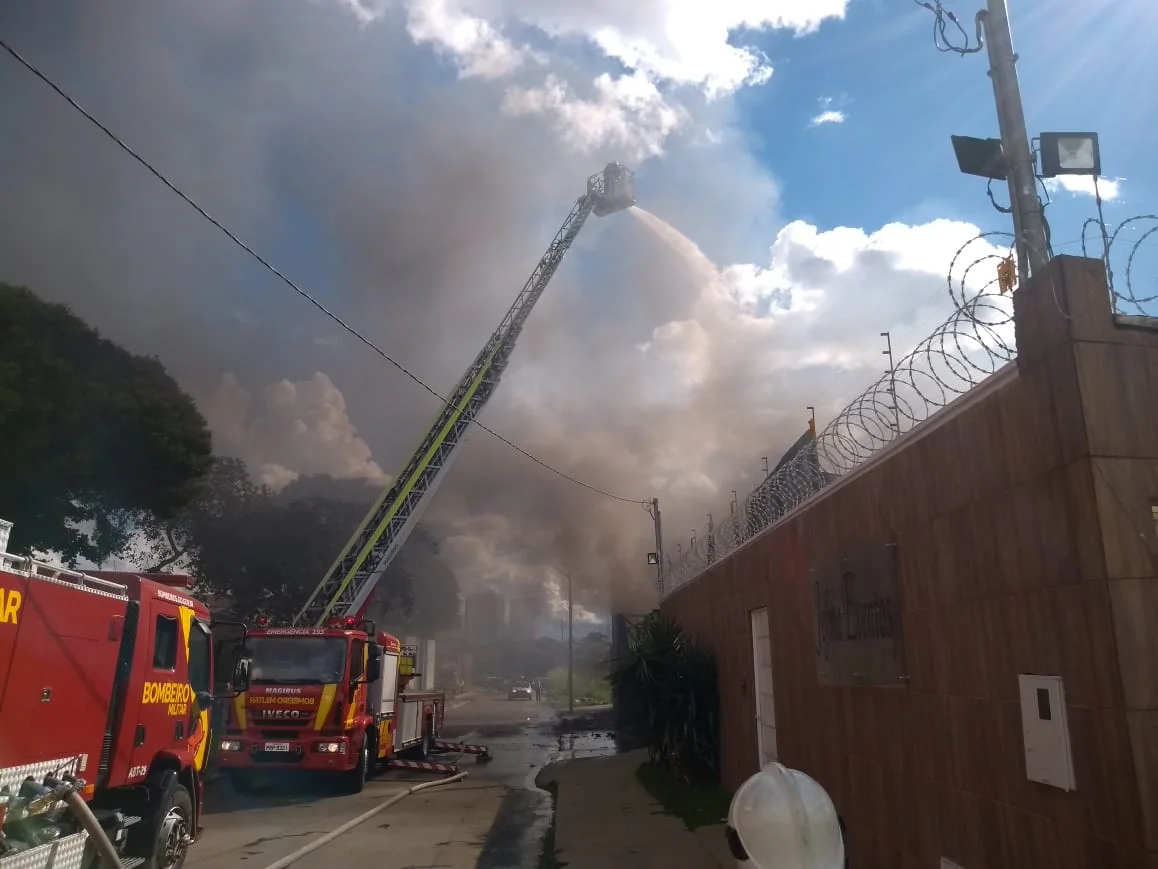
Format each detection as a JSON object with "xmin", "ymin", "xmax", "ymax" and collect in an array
[{"xmin": 292, "ymin": 163, "xmax": 636, "ymax": 628}]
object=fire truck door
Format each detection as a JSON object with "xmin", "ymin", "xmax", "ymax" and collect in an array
[
  {"xmin": 185, "ymin": 616, "xmax": 213, "ymax": 772},
  {"xmin": 127, "ymin": 605, "xmax": 195, "ymax": 772}
]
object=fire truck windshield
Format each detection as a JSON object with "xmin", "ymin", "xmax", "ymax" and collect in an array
[{"xmin": 248, "ymin": 636, "xmax": 347, "ymax": 685}]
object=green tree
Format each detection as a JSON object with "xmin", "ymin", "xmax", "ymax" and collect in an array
[
  {"xmin": 0, "ymin": 282, "xmax": 212, "ymax": 562},
  {"xmin": 609, "ymin": 612, "xmax": 720, "ymax": 782},
  {"xmin": 132, "ymin": 456, "xmax": 261, "ymax": 572},
  {"xmin": 139, "ymin": 465, "xmax": 461, "ymax": 627}
]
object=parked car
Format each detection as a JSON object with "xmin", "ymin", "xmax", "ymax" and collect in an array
[{"xmin": 509, "ymin": 680, "xmax": 533, "ymax": 700}]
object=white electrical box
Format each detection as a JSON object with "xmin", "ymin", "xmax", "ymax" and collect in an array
[{"xmin": 1017, "ymin": 674, "xmax": 1077, "ymax": 791}]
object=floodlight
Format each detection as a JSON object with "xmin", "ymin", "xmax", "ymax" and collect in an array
[
  {"xmin": 1038, "ymin": 132, "xmax": 1101, "ymax": 178},
  {"xmin": 951, "ymin": 135, "xmax": 1007, "ymax": 180},
  {"xmin": 646, "ymin": 552, "xmax": 659, "ymax": 565}
]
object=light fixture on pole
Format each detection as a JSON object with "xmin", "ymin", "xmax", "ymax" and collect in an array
[
  {"xmin": 946, "ymin": 0, "xmax": 1049, "ymax": 287},
  {"xmin": 951, "ymin": 135, "xmax": 1006, "ymax": 180},
  {"xmin": 1037, "ymin": 130, "xmax": 1110, "ymax": 285},
  {"xmin": 1037, "ymin": 132, "xmax": 1101, "ymax": 178}
]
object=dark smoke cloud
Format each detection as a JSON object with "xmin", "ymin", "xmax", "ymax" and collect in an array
[{"xmin": 0, "ymin": 0, "xmax": 984, "ymax": 620}]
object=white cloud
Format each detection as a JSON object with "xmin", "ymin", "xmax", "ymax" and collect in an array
[
  {"xmin": 626, "ymin": 210, "xmax": 1004, "ymax": 396},
  {"xmin": 200, "ymin": 373, "xmax": 388, "ymax": 490},
  {"xmin": 1043, "ymin": 175, "xmax": 1123, "ymax": 201},
  {"xmin": 469, "ymin": 0, "xmax": 851, "ymax": 94},
  {"xmin": 405, "ymin": 0, "xmax": 527, "ymax": 79},
  {"xmin": 809, "ymin": 95, "xmax": 846, "ymax": 127},
  {"xmin": 337, "ymin": 0, "xmax": 852, "ymax": 155},
  {"xmin": 810, "ymin": 109, "xmax": 845, "ymax": 127},
  {"xmin": 502, "ymin": 71, "xmax": 688, "ymax": 158}
]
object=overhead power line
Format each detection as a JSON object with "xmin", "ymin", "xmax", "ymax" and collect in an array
[{"xmin": 0, "ymin": 35, "xmax": 645, "ymax": 505}]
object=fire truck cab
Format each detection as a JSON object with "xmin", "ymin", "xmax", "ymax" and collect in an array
[
  {"xmin": 216, "ymin": 617, "xmax": 444, "ymax": 793},
  {"xmin": 0, "ymin": 518, "xmax": 252, "ymax": 869}
]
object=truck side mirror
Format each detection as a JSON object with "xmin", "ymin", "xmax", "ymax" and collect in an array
[{"xmin": 232, "ymin": 655, "xmax": 253, "ymax": 693}]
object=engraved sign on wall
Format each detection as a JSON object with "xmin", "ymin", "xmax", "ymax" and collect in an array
[{"xmin": 811, "ymin": 538, "xmax": 906, "ymax": 686}]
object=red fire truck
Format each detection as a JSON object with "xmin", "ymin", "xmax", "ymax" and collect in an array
[
  {"xmin": 215, "ymin": 618, "xmax": 450, "ymax": 793},
  {"xmin": 0, "ymin": 519, "xmax": 251, "ymax": 869}
]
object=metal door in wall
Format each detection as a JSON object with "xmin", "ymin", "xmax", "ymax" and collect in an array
[{"xmin": 750, "ymin": 607, "xmax": 777, "ymax": 766}]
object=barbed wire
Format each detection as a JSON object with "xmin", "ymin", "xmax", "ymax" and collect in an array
[
  {"xmin": 661, "ymin": 231, "xmax": 1017, "ymax": 593},
  {"xmin": 1080, "ymin": 214, "xmax": 1158, "ymax": 317}
]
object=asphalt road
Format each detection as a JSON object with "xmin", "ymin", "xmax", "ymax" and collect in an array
[{"xmin": 187, "ymin": 692, "xmax": 608, "ymax": 869}]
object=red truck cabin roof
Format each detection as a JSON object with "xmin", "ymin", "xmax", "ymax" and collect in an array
[
  {"xmin": 247, "ymin": 627, "xmax": 401, "ymax": 651},
  {"xmin": 88, "ymin": 571, "xmax": 208, "ymax": 617}
]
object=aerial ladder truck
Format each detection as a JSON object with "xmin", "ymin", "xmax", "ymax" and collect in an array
[{"xmin": 214, "ymin": 163, "xmax": 636, "ymax": 792}]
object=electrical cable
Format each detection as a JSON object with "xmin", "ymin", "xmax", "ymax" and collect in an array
[
  {"xmin": 0, "ymin": 35, "xmax": 646, "ymax": 505},
  {"xmin": 913, "ymin": 0, "xmax": 983, "ymax": 55},
  {"xmin": 986, "ymin": 178, "xmax": 1012, "ymax": 214}
]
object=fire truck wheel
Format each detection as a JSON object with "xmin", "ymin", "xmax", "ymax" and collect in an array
[
  {"xmin": 343, "ymin": 737, "xmax": 369, "ymax": 794},
  {"xmin": 143, "ymin": 783, "xmax": 194, "ymax": 869}
]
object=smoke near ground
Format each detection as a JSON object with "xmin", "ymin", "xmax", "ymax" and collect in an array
[{"xmin": 0, "ymin": 0, "xmax": 989, "ymax": 620}]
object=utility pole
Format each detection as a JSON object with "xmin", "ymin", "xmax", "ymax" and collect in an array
[
  {"xmin": 982, "ymin": 0, "xmax": 1048, "ymax": 283},
  {"xmin": 881, "ymin": 331, "xmax": 900, "ymax": 435},
  {"xmin": 646, "ymin": 497, "xmax": 665, "ymax": 596},
  {"xmin": 566, "ymin": 569, "xmax": 574, "ymax": 714}
]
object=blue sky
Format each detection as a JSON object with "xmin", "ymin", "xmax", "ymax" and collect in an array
[
  {"xmin": 1, "ymin": 0, "xmax": 1155, "ymax": 611},
  {"xmin": 739, "ymin": 0, "xmax": 1154, "ymax": 250}
]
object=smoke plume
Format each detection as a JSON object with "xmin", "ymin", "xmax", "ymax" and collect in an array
[{"xmin": 0, "ymin": 0, "xmax": 986, "ymax": 620}]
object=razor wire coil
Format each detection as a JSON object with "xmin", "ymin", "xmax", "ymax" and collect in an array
[
  {"xmin": 1081, "ymin": 214, "xmax": 1158, "ymax": 317},
  {"xmin": 662, "ymin": 231, "xmax": 1018, "ymax": 593}
]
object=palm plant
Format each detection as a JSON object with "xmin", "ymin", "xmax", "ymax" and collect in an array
[{"xmin": 608, "ymin": 611, "xmax": 719, "ymax": 783}]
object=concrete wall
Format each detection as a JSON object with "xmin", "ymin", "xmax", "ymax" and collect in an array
[{"xmin": 661, "ymin": 257, "xmax": 1158, "ymax": 868}]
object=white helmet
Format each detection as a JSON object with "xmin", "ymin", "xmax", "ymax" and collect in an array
[{"xmin": 724, "ymin": 762, "xmax": 845, "ymax": 869}]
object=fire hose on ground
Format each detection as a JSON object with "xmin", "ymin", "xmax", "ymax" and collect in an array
[{"xmin": 260, "ymin": 771, "xmax": 469, "ymax": 869}]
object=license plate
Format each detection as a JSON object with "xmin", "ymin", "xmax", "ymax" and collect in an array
[{"xmin": 263, "ymin": 742, "xmax": 291, "ymax": 752}]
